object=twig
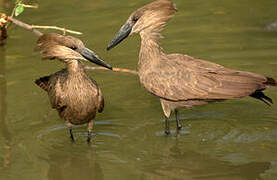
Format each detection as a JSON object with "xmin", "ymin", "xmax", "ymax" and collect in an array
[
  {"xmin": 7, "ymin": 16, "xmax": 42, "ymax": 36},
  {"xmin": 84, "ymin": 65, "xmax": 138, "ymax": 75},
  {"xmin": 31, "ymin": 25, "xmax": 82, "ymax": 35},
  {"xmin": 18, "ymin": 3, "xmax": 38, "ymax": 9},
  {"xmin": 10, "ymin": 5, "xmax": 16, "ymax": 19},
  {"xmin": 8, "ymin": 3, "xmax": 38, "ymax": 27},
  {"xmin": 7, "ymin": 16, "xmax": 83, "ymax": 36}
]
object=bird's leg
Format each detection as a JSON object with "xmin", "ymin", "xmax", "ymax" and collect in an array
[
  {"xmin": 87, "ymin": 120, "xmax": 94, "ymax": 143},
  {"xmin": 66, "ymin": 121, "xmax": 74, "ymax": 142},
  {"xmin": 175, "ymin": 109, "xmax": 182, "ymax": 130},
  {"xmin": 70, "ymin": 128, "xmax": 74, "ymax": 142},
  {"xmin": 160, "ymin": 100, "xmax": 171, "ymax": 135},
  {"xmin": 165, "ymin": 116, "xmax": 170, "ymax": 135}
]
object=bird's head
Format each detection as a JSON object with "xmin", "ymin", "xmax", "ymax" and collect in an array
[
  {"xmin": 107, "ymin": 0, "xmax": 177, "ymax": 50},
  {"xmin": 36, "ymin": 33, "xmax": 112, "ymax": 70}
]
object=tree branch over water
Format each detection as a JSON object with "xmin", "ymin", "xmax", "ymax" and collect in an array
[
  {"xmin": 31, "ymin": 25, "xmax": 82, "ymax": 35},
  {"xmin": 7, "ymin": 16, "xmax": 42, "ymax": 36},
  {"xmin": 0, "ymin": 1, "xmax": 137, "ymax": 75},
  {"xmin": 6, "ymin": 16, "xmax": 82, "ymax": 36},
  {"xmin": 0, "ymin": 1, "xmax": 82, "ymax": 42}
]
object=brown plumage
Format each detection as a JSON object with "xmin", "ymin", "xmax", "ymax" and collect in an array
[
  {"xmin": 35, "ymin": 33, "xmax": 112, "ymax": 142},
  {"xmin": 107, "ymin": 0, "xmax": 276, "ymax": 134}
]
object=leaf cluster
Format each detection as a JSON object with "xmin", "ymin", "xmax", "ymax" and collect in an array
[{"xmin": 15, "ymin": 0, "xmax": 24, "ymax": 17}]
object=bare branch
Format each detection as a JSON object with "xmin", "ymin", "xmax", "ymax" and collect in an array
[
  {"xmin": 31, "ymin": 25, "xmax": 82, "ymax": 35},
  {"xmin": 7, "ymin": 16, "xmax": 83, "ymax": 36},
  {"xmin": 18, "ymin": 3, "xmax": 38, "ymax": 9},
  {"xmin": 84, "ymin": 65, "xmax": 138, "ymax": 75},
  {"xmin": 7, "ymin": 16, "xmax": 43, "ymax": 36}
]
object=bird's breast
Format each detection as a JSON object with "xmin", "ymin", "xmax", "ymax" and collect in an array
[{"xmin": 56, "ymin": 76, "xmax": 99, "ymax": 121}]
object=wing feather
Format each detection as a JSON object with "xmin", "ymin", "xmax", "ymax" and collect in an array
[{"xmin": 140, "ymin": 54, "xmax": 268, "ymax": 101}]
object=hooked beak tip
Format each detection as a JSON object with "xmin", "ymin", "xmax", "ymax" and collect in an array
[
  {"xmin": 106, "ymin": 65, "xmax": 113, "ymax": 70},
  {"xmin": 81, "ymin": 48, "xmax": 113, "ymax": 70},
  {"xmin": 107, "ymin": 22, "xmax": 132, "ymax": 51}
]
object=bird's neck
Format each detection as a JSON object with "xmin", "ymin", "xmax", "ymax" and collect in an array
[
  {"xmin": 66, "ymin": 60, "xmax": 86, "ymax": 76},
  {"xmin": 138, "ymin": 32, "xmax": 165, "ymax": 73}
]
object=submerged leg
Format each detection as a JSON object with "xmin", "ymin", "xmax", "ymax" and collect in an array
[
  {"xmin": 70, "ymin": 128, "xmax": 74, "ymax": 142},
  {"xmin": 160, "ymin": 99, "xmax": 171, "ymax": 135},
  {"xmin": 165, "ymin": 116, "xmax": 170, "ymax": 135},
  {"xmin": 66, "ymin": 121, "xmax": 74, "ymax": 142},
  {"xmin": 175, "ymin": 109, "xmax": 182, "ymax": 130},
  {"xmin": 87, "ymin": 120, "xmax": 94, "ymax": 143}
]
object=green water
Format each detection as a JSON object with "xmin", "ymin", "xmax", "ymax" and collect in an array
[{"xmin": 1, "ymin": 0, "xmax": 277, "ymax": 179}]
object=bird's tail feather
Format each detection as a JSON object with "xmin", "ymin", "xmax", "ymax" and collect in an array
[
  {"xmin": 35, "ymin": 76, "xmax": 50, "ymax": 92},
  {"xmin": 265, "ymin": 77, "xmax": 277, "ymax": 86},
  {"xmin": 250, "ymin": 91, "xmax": 273, "ymax": 106}
]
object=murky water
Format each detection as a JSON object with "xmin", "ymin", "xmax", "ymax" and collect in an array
[{"xmin": 1, "ymin": 0, "xmax": 277, "ymax": 179}]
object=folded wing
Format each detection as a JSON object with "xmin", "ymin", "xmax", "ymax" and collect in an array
[{"xmin": 140, "ymin": 54, "xmax": 275, "ymax": 102}]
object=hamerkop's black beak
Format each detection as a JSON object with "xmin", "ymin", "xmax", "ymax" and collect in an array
[
  {"xmin": 107, "ymin": 22, "xmax": 132, "ymax": 50},
  {"xmin": 81, "ymin": 48, "xmax": 112, "ymax": 70}
]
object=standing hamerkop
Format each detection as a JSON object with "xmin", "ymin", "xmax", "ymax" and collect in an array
[
  {"xmin": 35, "ymin": 33, "xmax": 112, "ymax": 142},
  {"xmin": 107, "ymin": 0, "xmax": 276, "ymax": 134}
]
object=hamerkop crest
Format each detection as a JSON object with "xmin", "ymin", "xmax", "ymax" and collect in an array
[
  {"xmin": 107, "ymin": 0, "xmax": 276, "ymax": 134},
  {"xmin": 35, "ymin": 33, "xmax": 112, "ymax": 142}
]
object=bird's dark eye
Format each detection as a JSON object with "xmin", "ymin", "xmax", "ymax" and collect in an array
[
  {"xmin": 132, "ymin": 16, "xmax": 139, "ymax": 22},
  {"xmin": 71, "ymin": 46, "xmax": 77, "ymax": 50}
]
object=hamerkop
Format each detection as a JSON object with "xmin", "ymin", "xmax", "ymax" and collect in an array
[
  {"xmin": 35, "ymin": 33, "xmax": 112, "ymax": 142},
  {"xmin": 107, "ymin": 0, "xmax": 276, "ymax": 134}
]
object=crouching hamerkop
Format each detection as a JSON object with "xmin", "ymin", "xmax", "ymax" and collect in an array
[
  {"xmin": 107, "ymin": 0, "xmax": 276, "ymax": 134},
  {"xmin": 35, "ymin": 33, "xmax": 112, "ymax": 142}
]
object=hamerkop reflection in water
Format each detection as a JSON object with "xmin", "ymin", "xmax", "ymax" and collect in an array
[
  {"xmin": 107, "ymin": 0, "xmax": 276, "ymax": 134},
  {"xmin": 35, "ymin": 33, "xmax": 112, "ymax": 142}
]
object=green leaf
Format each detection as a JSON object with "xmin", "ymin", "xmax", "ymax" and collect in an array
[{"xmin": 15, "ymin": 5, "xmax": 24, "ymax": 16}]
